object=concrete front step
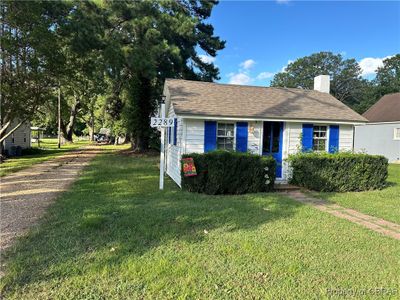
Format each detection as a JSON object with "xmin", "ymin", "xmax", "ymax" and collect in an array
[{"xmin": 274, "ymin": 184, "xmax": 301, "ymax": 192}]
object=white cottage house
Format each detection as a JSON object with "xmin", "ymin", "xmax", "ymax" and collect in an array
[{"xmin": 163, "ymin": 75, "xmax": 367, "ymax": 186}]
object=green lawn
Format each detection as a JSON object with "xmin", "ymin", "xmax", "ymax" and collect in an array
[
  {"xmin": 0, "ymin": 138, "xmax": 90, "ymax": 177},
  {"xmin": 1, "ymin": 153, "xmax": 399, "ymax": 299},
  {"xmin": 315, "ymin": 164, "xmax": 400, "ymax": 224}
]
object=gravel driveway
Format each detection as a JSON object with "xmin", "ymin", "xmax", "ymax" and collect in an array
[{"xmin": 0, "ymin": 147, "xmax": 99, "ymax": 256}]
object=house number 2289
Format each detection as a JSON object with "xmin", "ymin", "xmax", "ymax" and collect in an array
[{"xmin": 150, "ymin": 117, "xmax": 174, "ymax": 128}]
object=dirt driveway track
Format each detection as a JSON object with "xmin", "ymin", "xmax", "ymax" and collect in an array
[{"xmin": 0, "ymin": 147, "xmax": 100, "ymax": 254}]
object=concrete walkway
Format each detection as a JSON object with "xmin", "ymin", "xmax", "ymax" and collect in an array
[
  {"xmin": 0, "ymin": 147, "xmax": 100, "ymax": 254},
  {"xmin": 282, "ymin": 190, "xmax": 400, "ymax": 240}
]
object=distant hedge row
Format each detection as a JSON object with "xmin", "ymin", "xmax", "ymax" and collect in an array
[
  {"xmin": 287, "ymin": 152, "xmax": 388, "ymax": 192},
  {"xmin": 181, "ymin": 151, "xmax": 276, "ymax": 195}
]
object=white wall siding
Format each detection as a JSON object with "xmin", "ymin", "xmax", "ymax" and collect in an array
[
  {"xmin": 286, "ymin": 122, "xmax": 302, "ymax": 156},
  {"xmin": 164, "ymin": 117, "xmax": 357, "ymax": 187},
  {"xmin": 165, "ymin": 105, "xmax": 182, "ymax": 186},
  {"xmin": 281, "ymin": 122, "xmax": 301, "ymax": 181},
  {"xmin": 339, "ymin": 125, "xmax": 354, "ymax": 151},
  {"xmin": 3, "ymin": 120, "xmax": 31, "ymax": 153},
  {"xmin": 184, "ymin": 120, "xmax": 264, "ymax": 154},
  {"xmin": 284, "ymin": 123, "xmax": 354, "ymax": 154},
  {"xmin": 247, "ymin": 121, "xmax": 263, "ymax": 155},
  {"xmin": 184, "ymin": 119, "xmax": 205, "ymax": 154}
]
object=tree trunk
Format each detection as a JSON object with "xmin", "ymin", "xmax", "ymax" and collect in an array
[
  {"xmin": 0, "ymin": 120, "xmax": 24, "ymax": 156},
  {"xmin": 88, "ymin": 125, "xmax": 94, "ymax": 142},
  {"xmin": 62, "ymin": 97, "xmax": 81, "ymax": 142},
  {"xmin": 129, "ymin": 75, "xmax": 153, "ymax": 152},
  {"xmin": 0, "ymin": 120, "xmax": 11, "ymax": 138},
  {"xmin": 0, "ymin": 120, "xmax": 23, "ymax": 144}
]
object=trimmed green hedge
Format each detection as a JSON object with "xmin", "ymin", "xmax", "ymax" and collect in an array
[
  {"xmin": 287, "ymin": 152, "xmax": 388, "ymax": 192},
  {"xmin": 181, "ymin": 151, "xmax": 276, "ymax": 195}
]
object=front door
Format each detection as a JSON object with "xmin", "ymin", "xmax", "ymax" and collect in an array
[{"xmin": 262, "ymin": 122, "xmax": 283, "ymax": 178}]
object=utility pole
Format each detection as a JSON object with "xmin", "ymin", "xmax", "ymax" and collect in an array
[{"xmin": 58, "ymin": 84, "xmax": 61, "ymax": 149}]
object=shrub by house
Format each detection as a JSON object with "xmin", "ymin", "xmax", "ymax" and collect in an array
[
  {"xmin": 287, "ymin": 152, "xmax": 388, "ymax": 192},
  {"xmin": 181, "ymin": 151, "xmax": 276, "ymax": 195}
]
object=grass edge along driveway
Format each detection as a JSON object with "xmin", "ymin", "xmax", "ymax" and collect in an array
[
  {"xmin": 1, "ymin": 152, "xmax": 399, "ymax": 299},
  {"xmin": 0, "ymin": 139, "xmax": 91, "ymax": 177}
]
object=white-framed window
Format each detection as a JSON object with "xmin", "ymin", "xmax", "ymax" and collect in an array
[
  {"xmin": 313, "ymin": 125, "xmax": 327, "ymax": 151},
  {"xmin": 394, "ymin": 128, "xmax": 400, "ymax": 140},
  {"xmin": 217, "ymin": 122, "xmax": 235, "ymax": 150},
  {"xmin": 11, "ymin": 133, "xmax": 15, "ymax": 143}
]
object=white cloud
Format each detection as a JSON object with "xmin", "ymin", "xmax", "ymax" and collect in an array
[
  {"xmin": 257, "ymin": 72, "xmax": 275, "ymax": 80},
  {"xmin": 198, "ymin": 55, "xmax": 216, "ymax": 64},
  {"xmin": 228, "ymin": 73, "xmax": 252, "ymax": 85},
  {"xmin": 240, "ymin": 59, "xmax": 256, "ymax": 70},
  {"xmin": 280, "ymin": 59, "xmax": 294, "ymax": 72},
  {"xmin": 358, "ymin": 56, "xmax": 392, "ymax": 76},
  {"xmin": 226, "ymin": 59, "xmax": 275, "ymax": 85}
]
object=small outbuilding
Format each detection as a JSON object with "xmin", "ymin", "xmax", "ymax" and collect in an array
[
  {"xmin": 355, "ymin": 93, "xmax": 400, "ymax": 163},
  {"xmin": 163, "ymin": 76, "xmax": 367, "ymax": 186},
  {"xmin": 2, "ymin": 120, "xmax": 31, "ymax": 156}
]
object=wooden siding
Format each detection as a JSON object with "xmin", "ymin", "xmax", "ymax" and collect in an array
[
  {"xmin": 285, "ymin": 122, "xmax": 303, "ymax": 156},
  {"xmin": 339, "ymin": 125, "xmax": 354, "ymax": 151},
  {"xmin": 247, "ymin": 121, "xmax": 262, "ymax": 155},
  {"xmin": 3, "ymin": 120, "xmax": 31, "ymax": 152},
  {"xmin": 184, "ymin": 119, "xmax": 205, "ymax": 154},
  {"xmin": 164, "ymin": 115, "xmax": 355, "ymax": 186},
  {"xmin": 165, "ymin": 105, "xmax": 182, "ymax": 186}
]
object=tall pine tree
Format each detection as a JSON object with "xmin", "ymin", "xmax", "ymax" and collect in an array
[{"xmin": 104, "ymin": 0, "xmax": 225, "ymax": 151}]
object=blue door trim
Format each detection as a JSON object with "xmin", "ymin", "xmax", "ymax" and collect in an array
[
  {"xmin": 329, "ymin": 125, "xmax": 339, "ymax": 153},
  {"xmin": 263, "ymin": 121, "xmax": 283, "ymax": 178},
  {"xmin": 236, "ymin": 122, "xmax": 248, "ymax": 152},
  {"xmin": 204, "ymin": 121, "xmax": 217, "ymax": 152}
]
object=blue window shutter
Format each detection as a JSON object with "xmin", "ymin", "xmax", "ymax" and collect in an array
[
  {"xmin": 173, "ymin": 118, "xmax": 177, "ymax": 146},
  {"xmin": 168, "ymin": 127, "xmax": 171, "ymax": 144},
  {"xmin": 204, "ymin": 121, "xmax": 217, "ymax": 152},
  {"xmin": 329, "ymin": 125, "xmax": 339, "ymax": 153},
  {"xmin": 236, "ymin": 122, "xmax": 248, "ymax": 152},
  {"xmin": 302, "ymin": 124, "xmax": 313, "ymax": 152}
]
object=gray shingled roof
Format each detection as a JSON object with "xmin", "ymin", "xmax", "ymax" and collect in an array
[
  {"xmin": 363, "ymin": 93, "xmax": 400, "ymax": 122},
  {"xmin": 165, "ymin": 79, "xmax": 367, "ymax": 123}
]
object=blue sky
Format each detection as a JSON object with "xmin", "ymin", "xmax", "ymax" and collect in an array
[{"xmin": 199, "ymin": 0, "xmax": 400, "ymax": 86}]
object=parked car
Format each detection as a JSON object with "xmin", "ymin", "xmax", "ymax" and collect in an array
[{"xmin": 94, "ymin": 134, "xmax": 110, "ymax": 143}]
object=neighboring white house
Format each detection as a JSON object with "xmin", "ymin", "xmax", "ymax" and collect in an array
[
  {"xmin": 163, "ymin": 75, "xmax": 367, "ymax": 186},
  {"xmin": 355, "ymin": 93, "xmax": 400, "ymax": 163},
  {"xmin": 2, "ymin": 120, "xmax": 31, "ymax": 155}
]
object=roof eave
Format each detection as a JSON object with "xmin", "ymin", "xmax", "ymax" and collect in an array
[{"xmin": 175, "ymin": 112, "xmax": 367, "ymax": 125}]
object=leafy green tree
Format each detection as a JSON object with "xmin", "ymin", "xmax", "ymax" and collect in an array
[
  {"xmin": 0, "ymin": 0, "xmax": 70, "ymax": 149},
  {"xmin": 352, "ymin": 80, "xmax": 377, "ymax": 114},
  {"xmin": 2, "ymin": 0, "xmax": 224, "ymax": 150},
  {"xmin": 104, "ymin": 0, "xmax": 225, "ymax": 151},
  {"xmin": 270, "ymin": 52, "xmax": 365, "ymax": 109},
  {"xmin": 374, "ymin": 54, "xmax": 400, "ymax": 98},
  {"xmin": 56, "ymin": 1, "xmax": 107, "ymax": 142},
  {"xmin": 353, "ymin": 54, "xmax": 400, "ymax": 113}
]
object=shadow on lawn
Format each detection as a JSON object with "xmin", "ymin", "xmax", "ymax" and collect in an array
[{"xmin": 1, "ymin": 153, "xmax": 301, "ymax": 291}]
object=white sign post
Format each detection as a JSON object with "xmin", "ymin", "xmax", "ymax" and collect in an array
[{"xmin": 150, "ymin": 101, "xmax": 174, "ymax": 190}]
